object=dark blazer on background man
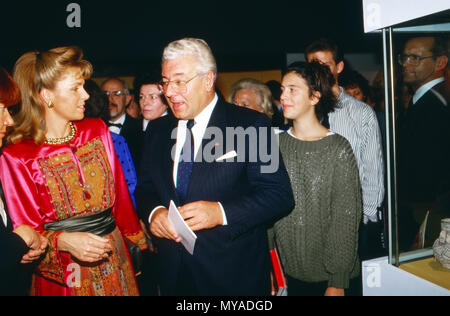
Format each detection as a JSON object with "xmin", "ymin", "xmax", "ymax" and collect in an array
[
  {"xmin": 398, "ymin": 80, "xmax": 450, "ymax": 205},
  {"xmin": 0, "ymin": 183, "xmax": 29, "ymax": 296},
  {"xmin": 120, "ymin": 114, "xmax": 144, "ymax": 172},
  {"xmin": 135, "ymin": 99, "xmax": 294, "ymax": 296}
]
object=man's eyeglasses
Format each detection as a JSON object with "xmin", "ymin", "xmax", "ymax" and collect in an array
[
  {"xmin": 104, "ymin": 90, "xmax": 127, "ymax": 97},
  {"xmin": 398, "ymin": 54, "xmax": 435, "ymax": 66},
  {"xmin": 160, "ymin": 73, "xmax": 205, "ymax": 93}
]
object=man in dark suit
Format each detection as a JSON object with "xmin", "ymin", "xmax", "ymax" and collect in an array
[
  {"xmin": 398, "ymin": 36, "xmax": 450, "ymax": 249},
  {"xmin": 101, "ymin": 78, "xmax": 144, "ymax": 169},
  {"xmin": 135, "ymin": 38, "xmax": 294, "ymax": 296}
]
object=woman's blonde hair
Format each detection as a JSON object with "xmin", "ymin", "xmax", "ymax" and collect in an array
[{"xmin": 8, "ymin": 46, "xmax": 92, "ymax": 145}]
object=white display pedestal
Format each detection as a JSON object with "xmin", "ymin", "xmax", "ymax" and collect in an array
[{"xmin": 362, "ymin": 257, "xmax": 450, "ymax": 296}]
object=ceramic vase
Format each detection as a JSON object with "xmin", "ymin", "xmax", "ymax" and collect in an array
[{"xmin": 433, "ymin": 218, "xmax": 450, "ymax": 269}]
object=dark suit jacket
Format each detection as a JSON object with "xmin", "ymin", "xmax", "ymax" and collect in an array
[
  {"xmin": 120, "ymin": 114, "xmax": 144, "ymax": 172},
  {"xmin": 0, "ymin": 183, "xmax": 29, "ymax": 296},
  {"xmin": 135, "ymin": 99, "xmax": 294, "ymax": 296},
  {"xmin": 398, "ymin": 80, "xmax": 450, "ymax": 205}
]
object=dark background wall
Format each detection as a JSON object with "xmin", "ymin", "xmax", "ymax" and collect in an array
[{"xmin": 1, "ymin": 0, "xmax": 381, "ymax": 76}]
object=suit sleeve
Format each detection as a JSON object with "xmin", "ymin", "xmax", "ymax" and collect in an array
[
  {"xmin": 220, "ymin": 115, "xmax": 295, "ymax": 239},
  {"xmin": 0, "ymin": 227, "xmax": 28, "ymax": 271}
]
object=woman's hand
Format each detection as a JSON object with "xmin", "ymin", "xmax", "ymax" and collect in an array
[{"xmin": 58, "ymin": 232, "xmax": 113, "ymax": 263}]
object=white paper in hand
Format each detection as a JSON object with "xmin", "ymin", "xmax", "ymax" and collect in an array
[{"xmin": 168, "ymin": 200, "xmax": 197, "ymax": 255}]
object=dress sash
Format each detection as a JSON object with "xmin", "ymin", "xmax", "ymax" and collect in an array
[{"xmin": 44, "ymin": 209, "xmax": 116, "ymax": 236}]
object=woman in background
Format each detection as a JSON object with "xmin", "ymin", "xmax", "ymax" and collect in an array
[
  {"xmin": 229, "ymin": 78, "xmax": 274, "ymax": 119},
  {"xmin": 0, "ymin": 47, "xmax": 147, "ymax": 296}
]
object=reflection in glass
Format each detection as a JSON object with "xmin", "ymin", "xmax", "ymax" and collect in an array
[{"xmin": 395, "ymin": 33, "xmax": 450, "ymax": 254}]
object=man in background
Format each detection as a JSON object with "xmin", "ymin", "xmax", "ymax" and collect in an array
[
  {"xmin": 397, "ymin": 36, "xmax": 450, "ymax": 249},
  {"xmin": 102, "ymin": 77, "xmax": 144, "ymax": 170}
]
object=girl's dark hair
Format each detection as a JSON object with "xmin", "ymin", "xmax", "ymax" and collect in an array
[{"xmin": 283, "ymin": 61, "xmax": 337, "ymax": 122}]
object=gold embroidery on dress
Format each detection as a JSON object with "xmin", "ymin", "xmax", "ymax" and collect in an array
[{"xmin": 38, "ymin": 138, "xmax": 115, "ymax": 221}]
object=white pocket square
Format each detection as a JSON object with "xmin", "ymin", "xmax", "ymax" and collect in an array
[{"xmin": 216, "ymin": 150, "xmax": 238, "ymax": 162}]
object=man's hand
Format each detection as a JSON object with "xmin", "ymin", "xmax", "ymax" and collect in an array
[
  {"xmin": 324, "ymin": 287, "xmax": 345, "ymax": 296},
  {"xmin": 21, "ymin": 235, "xmax": 48, "ymax": 264},
  {"xmin": 149, "ymin": 208, "xmax": 181, "ymax": 242},
  {"xmin": 13, "ymin": 225, "xmax": 48, "ymax": 264},
  {"xmin": 179, "ymin": 201, "xmax": 223, "ymax": 232}
]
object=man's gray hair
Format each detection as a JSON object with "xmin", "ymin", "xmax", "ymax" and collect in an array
[
  {"xmin": 162, "ymin": 38, "xmax": 217, "ymax": 79},
  {"xmin": 101, "ymin": 77, "xmax": 130, "ymax": 95}
]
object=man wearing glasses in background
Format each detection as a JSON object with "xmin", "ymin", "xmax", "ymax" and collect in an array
[
  {"xmin": 397, "ymin": 36, "xmax": 450, "ymax": 250},
  {"xmin": 102, "ymin": 77, "xmax": 144, "ymax": 170}
]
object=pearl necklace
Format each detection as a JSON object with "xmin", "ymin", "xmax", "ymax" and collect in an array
[{"xmin": 44, "ymin": 122, "xmax": 76, "ymax": 145}]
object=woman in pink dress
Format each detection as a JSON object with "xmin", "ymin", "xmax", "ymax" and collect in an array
[{"xmin": 0, "ymin": 46, "xmax": 147, "ymax": 296}]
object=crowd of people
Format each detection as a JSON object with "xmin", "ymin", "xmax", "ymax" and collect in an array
[{"xmin": 0, "ymin": 34, "xmax": 448, "ymax": 296}]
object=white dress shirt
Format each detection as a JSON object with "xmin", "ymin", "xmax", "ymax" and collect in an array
[
  {"xmin": 413, "ymin": 77, "xmax": 446, "ymax": 106},
  {"xmin": 0, "ymin": 198, "xmax": 7, "ymax": 227},
  {"xmin": 148, "ymin": 94, "xmax": 228, "ymax": 225},
  {"xmin": 108, "ymin": 114, "xmax": 126, "ymax": 134}
]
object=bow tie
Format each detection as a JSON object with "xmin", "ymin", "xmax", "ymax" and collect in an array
[{"xmin": 108, "ymin": 122, "xmax": 123, "ymax": 129}]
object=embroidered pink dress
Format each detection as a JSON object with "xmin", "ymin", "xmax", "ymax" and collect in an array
[{"xmin": 0, "ymin": 118, "xmax": 147, "ymax": 296}]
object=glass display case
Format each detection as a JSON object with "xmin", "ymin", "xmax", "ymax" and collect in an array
[
  {"xmin": 362, "ymin": 1, "xmax": 450, "ymax": 295},
  {"xmin": 379, "ymin": 9, "xmax": 449, "ymax": 266}
]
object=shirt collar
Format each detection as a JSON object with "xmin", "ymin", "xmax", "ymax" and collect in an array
[
  {"xmin": 110, "ymin": 113, "xmax": 126, "ymax": 125},
  {"xmin": 413, "ymin": 77, "xmax": 445, "ymax": 105},
  {"xmin": 0, "ymin": 198, "xmax": 7, "ymax": 227},
  {"xmin": 143, "ymin": 119, "xmax": 149, "ymax": 131}
]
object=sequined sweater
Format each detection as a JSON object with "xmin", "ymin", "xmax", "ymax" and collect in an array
[{"xmin": 272, "ymin": 131, "xmax": 362, "ymax": 289}]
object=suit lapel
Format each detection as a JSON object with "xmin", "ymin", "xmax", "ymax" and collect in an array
[
  {"xmin": 187, "ymin": 100, "xmax": 228, "ymax": 200},
  {"xmin": 161, "ymin": 116, "xmax": 180, "ymax": 205}
]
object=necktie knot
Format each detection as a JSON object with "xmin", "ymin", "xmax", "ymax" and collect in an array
[{"xmin": 187, "ymin": 119, "xmax": 195, "ymax": 130}]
